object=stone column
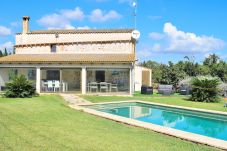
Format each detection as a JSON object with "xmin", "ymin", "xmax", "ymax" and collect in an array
[
  {"xmin": 81, "ymin": 67, "xmax": 87, "ymax": 94},
  {"xmin": 36, "ymin": 67, "xmax": 41, "ymax": 93}
]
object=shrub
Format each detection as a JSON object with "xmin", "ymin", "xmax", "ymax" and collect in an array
[
  {"xmin": 4, "ymin": 75, "xmax": 36, "ymax": 98},
  {"xmin": 190, "ymin": 76, "xmax": 221, "ymax": 102}
]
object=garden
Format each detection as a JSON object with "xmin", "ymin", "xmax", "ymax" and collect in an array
[{"xmin": 0, "ymin": 54, "xmax": 227, "ymax": 151}]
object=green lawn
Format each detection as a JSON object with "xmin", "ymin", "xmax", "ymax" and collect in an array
[
  {"xmin": 0, "ymin": 95, "xmax": 217, "ymax": 151},
  {"xmin": 82, "ymin": 92, "xmax": 227, "ymax": 112}
]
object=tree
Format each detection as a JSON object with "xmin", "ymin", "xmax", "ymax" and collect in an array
[
  {"xmin": 198, "ymin": 65, "xmax": 211, "ymax": 76},
  {"xmin": 183, "ymin": 56, "xmax": 199, "ymax": 76},
  {"xmin": 4, "ymin": 48, "xmax": 8, "ymax": 56},
  {"xmin": 203, "ymin": 53, "xmax": 220, "ymax": 67},
  {"xmin": 211, "ymin": 61, "xmax": 227, "ymax": 82},
  {"xmin": 159, "ymin": 62, "xmax": 186, "ymax": 88},
  {"xmin": 0, "ymin": 50, "xmax": 3, "ymax": 57},
  {"xmin": 12, "ymin": 48, "xmax": 15, "ymax": 54}
]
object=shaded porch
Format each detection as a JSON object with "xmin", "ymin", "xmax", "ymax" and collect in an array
[{"xmin": 0, "ymin": 65, "xmax": 134, "ymax": 95}]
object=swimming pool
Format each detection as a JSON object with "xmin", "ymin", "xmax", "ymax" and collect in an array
[{"xmin": 86, "ymin": 102, "xmax": 227, "ymax": 141}]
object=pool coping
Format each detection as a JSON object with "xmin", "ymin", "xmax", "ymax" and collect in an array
[{"xmin": 69, "ymin": 100, "xmax": 227, "ymax": 150}]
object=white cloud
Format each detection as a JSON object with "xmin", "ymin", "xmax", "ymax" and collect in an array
[
  {"xmin": 164, "ymin": 23, "xmax": 225, "ymax": 53},
  {"xmin": 10, "ymin": 22, "xmax": 18, "ymax": 27},
  {"xmin": 149, "ymin": 23, "xmax": 225, "ymax": 54},
  {"xmin": 77, "ymin": 26, "xmax": 90, "ymax": 30},
  {"xmin": 0, "ymin": 26, "xmax": 11, "ymax": 36},
  {"xmin": 89, "ymin": 9, "xmax": 122, "ymax": 22},
  {"xmin": 149, "ymin": 32, "xmax": 164, "ymax": 40},
  {"xmin": 37, "ymin": 7, "xmax": 84, "ymax": 29},
  {"xmin": 60, "ymin": 7, "xmax": 84, "ymax": 20},
  {"xmin": 0, "ymin": 41, "xmax": 14, "ymax": 51}
]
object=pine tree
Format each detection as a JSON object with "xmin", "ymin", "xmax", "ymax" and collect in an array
[
  {"xmin": 13, "ymin": 48, "xmax": 15, "ymax": 54},
  {"xmin": 0, "ymin": 50, "xmax": 3, "ymax": 57},
  {"xmin": 4, "ymin": 48, "xmax": 8, "ymax": 56}
]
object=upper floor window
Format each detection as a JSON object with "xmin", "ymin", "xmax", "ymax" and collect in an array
[{"xmin": 51, "ymin": 44, "xmax": 57, "ymax": 53}]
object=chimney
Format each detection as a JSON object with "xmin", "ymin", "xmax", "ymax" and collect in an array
[{"xmin": 22, "ymin": 16, "xmax": 30, "ymax": 34}]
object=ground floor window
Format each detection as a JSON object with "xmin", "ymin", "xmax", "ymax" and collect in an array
[
  {"xmin": 8, "ymin": 69, "xmax": 18, "ymax": 80},
  {"xmin": 28, "ymin": 69, "xmax": 36, "ymax": 81}
]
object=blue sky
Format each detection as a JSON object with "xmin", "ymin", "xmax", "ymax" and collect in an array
[{"xmin": 0, "ymin": 0, "xmax": 227, "ymax": 63}]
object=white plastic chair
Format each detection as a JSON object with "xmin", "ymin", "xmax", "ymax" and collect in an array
[
  {"xmin": 54, "ymin": 81, "xmax": 60, "ymax": 92},
  {"xmin": 41, "ymin": 81, "xmax": 47, "ymax": 92},
  {"xmin": 111, "ymin": 83, "xmax": 118, "ymax": 92},
  {"xmin": 47, "ymin": 81, "xmax": 53, "ymax": 92},
  {"xmin": 100, "ymin": 82, "xmax": 108, "ymax": 92},
  {"xmin": 90, "ymin": 82, "xmax": 98, "ymax": 92}
]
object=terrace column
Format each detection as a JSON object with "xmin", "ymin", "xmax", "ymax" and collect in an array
[
  {"xmin": 81, "ymin": 67, "xmax": 87, "ymax": 94},
  {"xmin": 36, "ymin": 67, "xmax": 41, "ymax": 93}
]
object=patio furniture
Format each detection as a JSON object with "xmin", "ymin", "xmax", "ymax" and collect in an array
[
  {"xmin": 53, "ymin": 81, "xmax": 60, "ymax": 92},
  {"xmin": 158, "ymin": 85, "xmax": 174, "ymax": 94},
  {"xmin": 90, "ymin": 82, "xmax": 98, "ymax": 92},
  {"xmin": 111, "ymin": 83, "xmax": 118, "ymax": 92},
  {"xmin": 47, "ymin": 81, "xmax": 53, "ymax": 91},
  {"xmin": 41, "ymin": 81, "xmax": 47, "ymax": 92},
  {"xmin": 100, "ymin": 82, "xmax": 108, "ymax": 92},
  {"xmin": 141, "ymin": 85, "xmax": 153, "ymax": 95},
  {"xmin": 163, "ymin": 90, "xmax": 172, "ymax": 96}
]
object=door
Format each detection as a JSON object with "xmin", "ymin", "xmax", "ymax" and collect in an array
[{"xmin": 96, "ymin": 71, "xmax": 105, "ymax": 82}]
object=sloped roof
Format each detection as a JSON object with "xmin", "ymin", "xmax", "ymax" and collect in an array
[{"xmin": 0, "ymin": 54, "xmax": 135, "ymax": 64}]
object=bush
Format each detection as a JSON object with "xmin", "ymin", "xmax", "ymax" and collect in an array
[
  {"xmin": 190, "ymin": 76, "xmax": 221, "ymax": 102},
  {"xmin": 4, "ymin": 75, "xmax": 36, "ymax": 98}
]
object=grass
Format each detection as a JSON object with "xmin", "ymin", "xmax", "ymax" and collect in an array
[
  {"xmin": 0, "ymin": 95, "xmax": 218, "ymax": 151},
  {"xmin": 82, "ymin": 92, "xmax": 227, "ymax": 112}
]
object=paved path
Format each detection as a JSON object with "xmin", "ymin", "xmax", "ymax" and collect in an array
[{"xmin": 60, "ymin": 93, "xmax": 91, "ymax": 105}]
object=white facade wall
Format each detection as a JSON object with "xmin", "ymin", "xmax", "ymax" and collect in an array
[
  {"xmin": 16, "ymin": 42, "xmax": 133, "ymax": 54},
  {"xmin": 134, "ymin": 66, "xmax": 152, "ymax": 91},
  {"xmin": 134, "ymin": 66, "xmax": 142, "ymax": 91},
  {"xmin": 16, "ymin": 33, "xmax": 132, "ymax": 45}
]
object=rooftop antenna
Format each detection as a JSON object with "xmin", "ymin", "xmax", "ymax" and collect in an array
[{"xmin": 133, "ymin": 1, "xmax": 137, "ymax": 29}]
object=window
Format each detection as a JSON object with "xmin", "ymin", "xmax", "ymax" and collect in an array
[
  {"xmin": 51, "ymin": 44, "xmax": 57, "ymax": 53},
  {"xmin": 47, "ymin": 70, "xmax": 60, "ymax": 80},
  {"xmin": 8, "ymin": 69, "xmax": 18, "ymax": 80},
  {"xmin": 28, "ymin": 69, "xmax": 36, "ymax": 81}
]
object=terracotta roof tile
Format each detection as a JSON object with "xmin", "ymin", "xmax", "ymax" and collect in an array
[{"xmin": 0, "ymin": 54, "xmax": 135, "ymax": 64}]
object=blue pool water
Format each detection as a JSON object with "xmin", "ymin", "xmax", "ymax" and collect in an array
[{"xmin": 87, "ymin": 102, "xmax": 227, "ymax": 141}]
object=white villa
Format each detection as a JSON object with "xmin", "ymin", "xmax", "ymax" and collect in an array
[{"xmin": 0, "ymin": 16, "xmax": 151, "ymax": 95}]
